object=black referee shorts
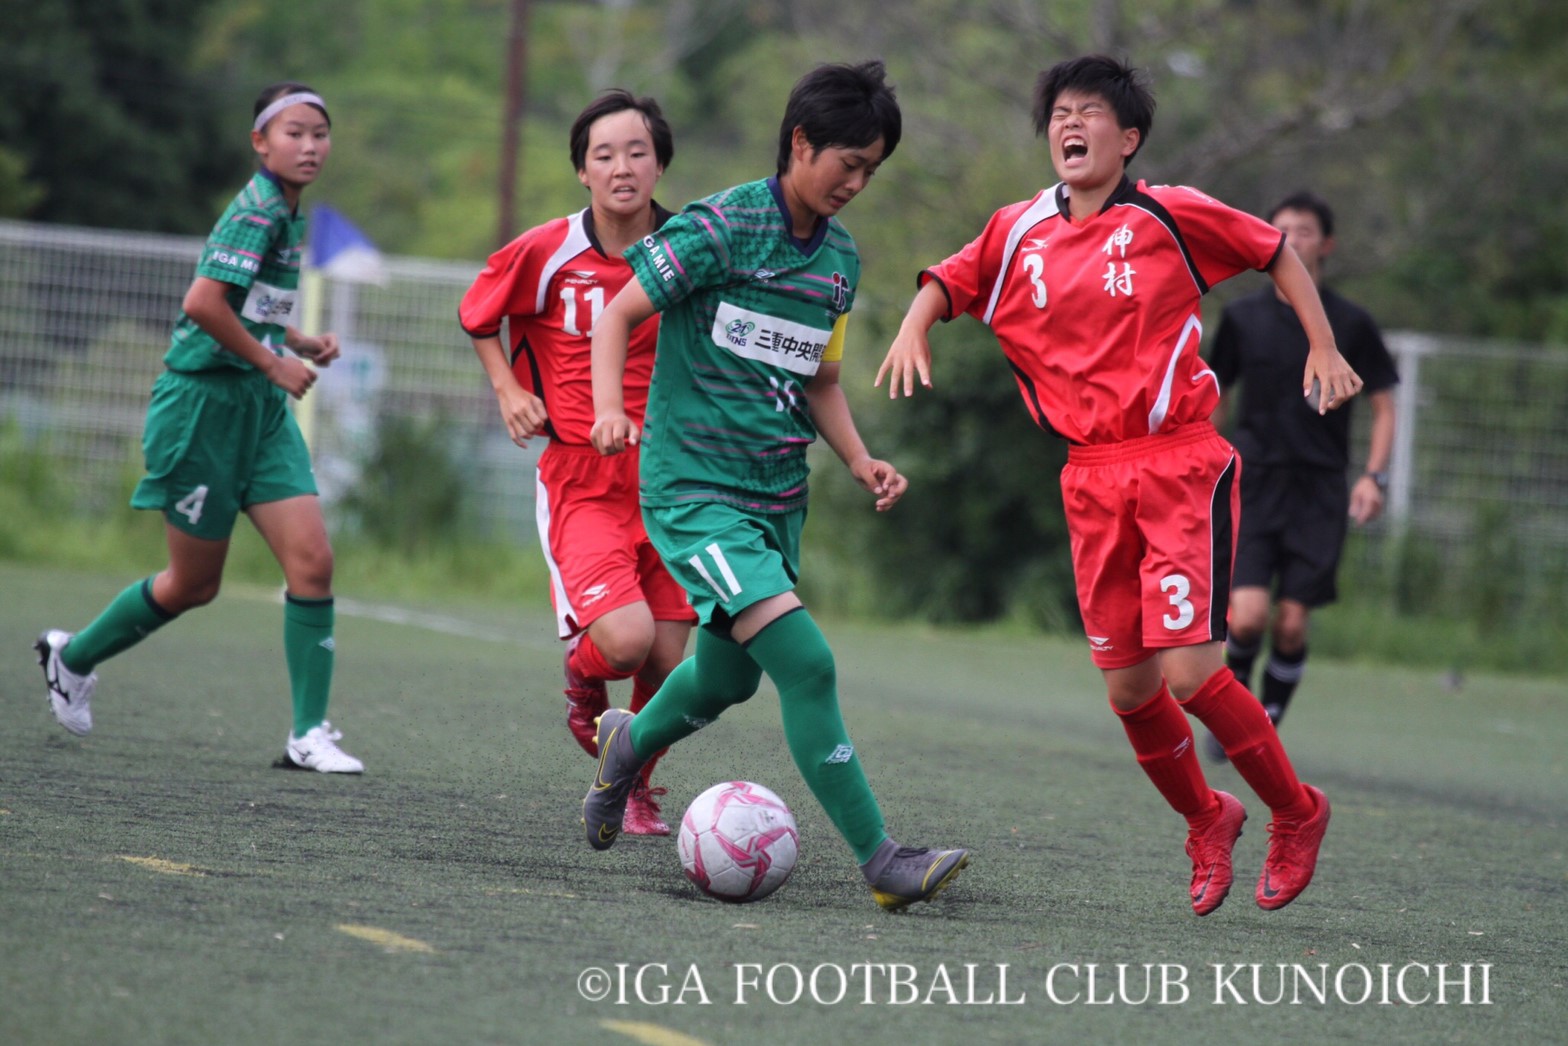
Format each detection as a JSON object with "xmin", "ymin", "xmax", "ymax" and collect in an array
[{"xmin": 1231, "ymin": 464, "xmax": 1349, "ymax": 607}]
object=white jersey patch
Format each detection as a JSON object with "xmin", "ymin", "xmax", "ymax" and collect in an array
[
  {"xmin": 240, "ymin": 280, "xmax": 299, "ymax": 326},
  {"xmin": 711, "ymin": 302, "xmax": 828, "ymax": 376}
]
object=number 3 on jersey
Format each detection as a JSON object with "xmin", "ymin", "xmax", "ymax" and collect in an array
[
  {"xmin": 1021, "ymin": 253, "xmax": 1047, "ymax": 308},
  {"xmin": 689, "ymin": 542, "xmax": 743, "ymax": 604},
  {"xmin": 1159, "ymin": 573, "xmax": 1195, "ymax": 630}
]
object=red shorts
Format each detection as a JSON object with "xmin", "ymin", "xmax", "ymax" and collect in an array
[
  {"xmin": 535, "ymin": 442, "xmax": 696, "ymax": 638},
  {"xmin": 1060, "ymin": 422, "xmax": 1239, "ymax": 669}
]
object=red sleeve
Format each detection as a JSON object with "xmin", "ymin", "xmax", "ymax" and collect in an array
[
  {"xmin": 458, "ymin": 217, "xmax": 568, "ymax": 337},
  {"xmin": 921, "ymin": 200, "xmax": 1009, "ymax": 321},
  {"xmin": 922, "ymin": 233, "xmax": 986, "ymax": 321},
  {"xmin": 922, "ymin": 196, "xmax": 1043, "ymax": 323},
  {"xmin": 1150, "ymin": 185, "xmax": 1284, "ymax": 289}
]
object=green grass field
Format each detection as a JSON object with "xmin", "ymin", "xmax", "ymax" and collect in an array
[{"xmin": 2, "ymin": 562, "xmax": 1562, "ymax": 1045}]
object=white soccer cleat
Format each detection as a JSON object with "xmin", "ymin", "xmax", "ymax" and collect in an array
[
  {"xmin": 283, "ymin": 721, "xmax": 364, "ymax": 773},
  {"xmin": 35, "ymin": 630, "xmax": 96, "ymax": 736}
]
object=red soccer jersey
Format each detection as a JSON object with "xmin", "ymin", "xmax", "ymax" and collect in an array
[
  {"xmin": 459, "ymin": 208, "xmax": 666, "ymax": 445},
  {"xmin": 924, "ymin": 178, "xmax": 1284, "ymax": 446}
]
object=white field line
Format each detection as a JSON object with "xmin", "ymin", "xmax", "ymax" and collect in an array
[{"xmin": 232, "ymin": 583, "xmax": 548, "ymax": 649}]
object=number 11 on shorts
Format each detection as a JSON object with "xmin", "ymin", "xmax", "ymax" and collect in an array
[{"xmin": 689, "ymin": 543, "xmax": 743, "ymax": 604}]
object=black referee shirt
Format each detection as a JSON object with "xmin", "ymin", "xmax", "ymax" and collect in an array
[{"xmin": 1208, "ymin": 286, "xmax": 1399, "ymax": 471}]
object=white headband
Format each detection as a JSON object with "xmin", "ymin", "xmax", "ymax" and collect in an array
[{"xmin": 253, "ymin": 92, "xmax": 328, "ymax": 133}]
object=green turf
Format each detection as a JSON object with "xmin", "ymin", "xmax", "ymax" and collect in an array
[{"xmin": 2, "ymin": 562, "xmax": 1562, "ymax": 1045}]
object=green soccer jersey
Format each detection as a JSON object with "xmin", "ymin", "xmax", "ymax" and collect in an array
[
  {"xmin": 624, "ymin": 177, "xmax": 859, "ymax": 513},
  {"xmin": 163, "ymin": 169, "xmax": 307, "ymax": 373}
]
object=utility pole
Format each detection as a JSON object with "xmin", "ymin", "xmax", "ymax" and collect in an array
[{"xmin": 497, "ymin": 0, "xmax": 530, "ymax": 249}]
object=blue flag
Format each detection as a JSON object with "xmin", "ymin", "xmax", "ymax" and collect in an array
[{"xmin": 308, "ymin": 204, "xmax": 387, "ymax": 284}]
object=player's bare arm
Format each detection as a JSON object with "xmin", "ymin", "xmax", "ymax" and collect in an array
[
  {"xmin": 875, "ymin": 279, "xmax": 947, "ymax": 398},
  {"xmin": 1270, "ymin": 250, "xmax": 1362, "ymax": 414},
  {"xmin": 470, "ymin": 334, "xmax": 549, "ymax": 445},
  {"xmin": 590, "ymin": 280, "xmax": 658, "ymax": 455},
  {"xmin": 285, "ymin": 326, "xmax": 340, "ymax": 366},
  {"xmin": 807, "ymin": 362, "xmax": 907, "ymax": 512},
  {"xmin": 183, "ymin": 276, "xmax": 316, "ymax": 398}
]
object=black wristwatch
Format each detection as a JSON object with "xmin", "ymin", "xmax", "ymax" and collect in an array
[{"xmin": 1364, "ymin": 471, "xmax": 1389, "ymax": 492}]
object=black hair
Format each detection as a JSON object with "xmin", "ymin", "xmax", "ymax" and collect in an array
[
  {"xmin": 1031, "ymin": 55, "xmax": 1154, "ymax": 164},
  {"xmin": 1268, "ymin": 191, "xmax": 1335, "ymax": 238},
  {"xmin": 253, "ymin": 81, "xmax": 330, "ymax": 130},
  {"xmin": 569, "ymin": 89, "xmax": 674, "ymax": 172},
  {"xmin": 775, "ymin": 60, "xmax": 901, "ymax": 175}
]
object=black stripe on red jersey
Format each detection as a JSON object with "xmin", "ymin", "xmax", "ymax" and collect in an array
[
  {"xmin": 1260, "ymin": 237, "xmax": 1287, "ymax": 272},
  {"xmin": 1209, "ymin": 452, "xmax": 1237, "ymax": 640},
  {"xmin": 919, "ymin": 270, "xmax": 956, "ymax": 319},
  {"xmin": 512, "ymin": 333, "xmax": 561, "ymax": 443},
  {"xmin": 1005, "ymin": 357, "xmax": 1068, "ymax": 442},
  {"xmin": 457, "ymin": 313, "xmax": 501, "ymax": 339},
  {"xmin": 1116, "ymin": 182, "xmax": 1210, "ymax": 296}
]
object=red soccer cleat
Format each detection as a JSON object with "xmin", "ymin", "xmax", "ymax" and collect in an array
[
  {"xmin": 564, "ymin": 634, "xmax": 609, "ymax": 757},
  {"xmin": 623, "ymin": 780, "xmax": 670, "ymax": 836},
  {"xmin": 1257, "ymin": 784, "xmax": 1330, "ymax": 910},
  {"xmin": 1186, "ymin": 791, "xmax": 1247, "ymax": 916}
]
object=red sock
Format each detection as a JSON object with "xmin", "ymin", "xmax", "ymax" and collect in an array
[
  {"xmin": 630, "ymin": 674, "xmax": 657, "ymax": 713},
  {"xmin": 1114, "ymin": 685, "xmax": 1218, "ymax": 823},
  {"xmin": 1180, "ymin": 668, "xmax": 1312, "ymax": 819},
  {"xmin": 569, "ymin": 633, "xmax": 635, "ymax": 684},
  {"xmin": 630, "ymin": 674, "xmax": 666, "ymax": 780}
]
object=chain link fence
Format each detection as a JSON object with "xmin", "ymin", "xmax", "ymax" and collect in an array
[
  {"xmin": 0, "ymin": 219, "xmax": 539, "ymax": 542},
  {"xmin": 4, "ymin": 219, "xmax": 1566, "ymax": 576}
]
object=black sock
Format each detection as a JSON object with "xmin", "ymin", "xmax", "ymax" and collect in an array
[
  {"xmin": 1225, "ymin": 634, "xmax": 1262, "ymax": 692},
  {"xmin": 1261, "ymin": 646, "xmax": 1307, "ymax": 725}
]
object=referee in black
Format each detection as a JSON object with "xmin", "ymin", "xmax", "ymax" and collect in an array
[{"xmin": 1204, "ymin": 191, "xmax": 1399, "ymax": 760}]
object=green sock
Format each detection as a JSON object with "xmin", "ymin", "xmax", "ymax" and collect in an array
[
  {"xmin": 284, "ymin": 595, "xmax": 335, "ymax": 738},
  {"xmin": 629, "ymin": 627, "xmax": 762, "ymax": 755},
  {"xmin": 63, "ymin": 578, "xmax": 175, "ymax": 673},
  {"xmin": 744, "ymin": 609, "xmax": 888, "ymax": 864}
]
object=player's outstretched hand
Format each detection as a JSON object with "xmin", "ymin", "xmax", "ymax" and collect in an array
[
  {"xmin": 851, "ymin": 457, "xmax": 908, "ymax": 512},
  {"xmin": 875, "ymin": 328, "xmax": 933, "ymax": 399},
  {"xmin": 591, "ymin": 412, "xmax": 639, "ymax": 456},
  {"xmin": 267, "ymin": 356, "xmax": 318, "ymax": 399},
  {"xmin": 1303, "ymin": 347, "xmax": 1362, "ymax": 415}
]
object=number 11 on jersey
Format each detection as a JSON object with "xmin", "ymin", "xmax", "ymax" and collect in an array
[{"xmin": 560, "ymin": 285, "xmax": 605, "ymax": 336}]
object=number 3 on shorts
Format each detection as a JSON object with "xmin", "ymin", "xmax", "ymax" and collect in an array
[
  {"xmin": 688, "ymin": 542, "xmax": 743, "ymax": 604},
  {"xmin": 174, "ymin": 484, "xmax": 209, "ymax": 526},
  {"xmin": 1160, "ymin": 573, "xmax": 1195, "ymax": 630}
]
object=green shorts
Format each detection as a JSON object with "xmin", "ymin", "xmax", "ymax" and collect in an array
[
  {"xmin": 642, "ymin": 501, "xmax": 804, "ymax": 630},
  {"xmin": 130, "ymin": 368, "xmax": 317, "ymax": 541}
]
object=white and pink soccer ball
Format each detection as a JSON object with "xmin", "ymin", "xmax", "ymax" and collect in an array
[{"xmin": 677, "ymin": 781, "xmax": 799, "ymax": 902}]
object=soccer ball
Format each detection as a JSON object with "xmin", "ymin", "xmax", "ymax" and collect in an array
[{"xmin": 677, "ymin": 781, "xmax": 799, "ymax": 903}]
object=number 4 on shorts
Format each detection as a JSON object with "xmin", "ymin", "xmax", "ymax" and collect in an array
[{"xmin": 174, "ymin": 484, "xmax": 209, "ymax": 525}]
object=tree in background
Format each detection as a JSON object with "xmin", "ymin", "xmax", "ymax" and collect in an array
[
  {"xmin": 793, "ymin": 0, "xmax": 1568, "ymax": 625},
  {"xmin": 8, "ymin": 0, "xmax": 1563, "ymax": 339},
  {"xmin": 1, "ymin": 0, "xmax": 243, "ymax": 231},
  {"xmin": 7, "ymin": 0, "xmax": 1565, "ymax": 633}
]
